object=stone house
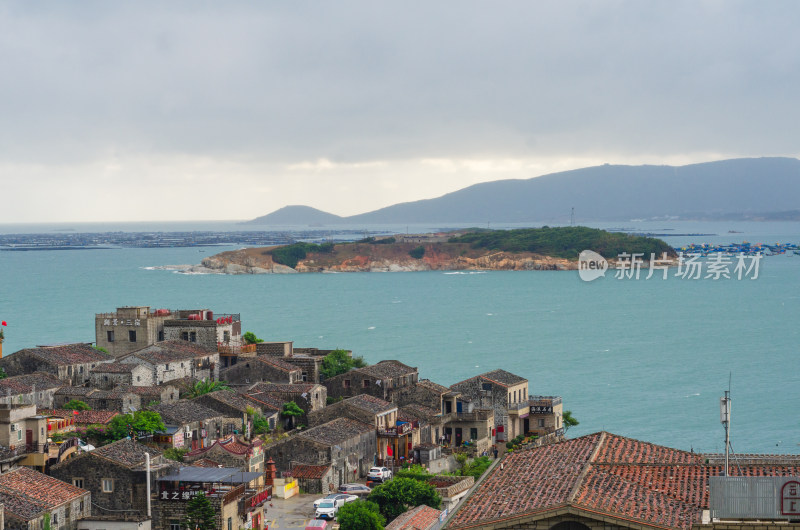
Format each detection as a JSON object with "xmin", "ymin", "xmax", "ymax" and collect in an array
[
  {"xmin": 53, "ymin": 387, "xmax": 101, "ymax": 409},
  {"xmin": 0, "ymin": 404, "xmax": 48, "ymax": 462},
  {"xmin": 394, "ymin": 378, "xmax": 459, "ymax": 412},
  {"xmin": 0, "ymin": 372, "xmax": 64, "ymax": 409},
  {"xmin": 450, "ymin": 369, "xmax": 529, "ymax": 442},
  {"xmin": 155, "ymin": 466, "xmax": 267, "ymax": 530},
  {"xmin": 264, "ymin": 417, "xmax": 376, "ymax": 489},
  {"xmin": 193, "ymin": 390, "xmax": 279, "ymax": 433},
  {"xmin": 221, "ymin": 355, "xmax": 303, "ymax": 386},
  {"xmin": 50, "ymin": 439, "xmax": 172, "ymax": 519},
  {"xmin": 308, "ymin": 394, "xmax": 420, "ymax": 463},
  {"xmin": 286, "ymin": 463, "xmax": 335, "ymax": 495},
  {"xmin": 150, "ymin": 400, "xmax": 241, "ymax": 451},
  {"xmin": 0, "ymin": 343, "xmax": 112, "ymax": 386},
  {"xmin": 118, "ymin": 341, "xmax": 220, "ymax": 385},
  {"xmin": 183, "ymin": 435, "xmax": 265, "ymax": 472},
  {"xmin": 243, "ymin": 382, "xmax": 327, "ymax": 426},
  {"xmin": 0, "ymin": 466, "xmax": 91, "ymax": 530},
  {"xmin": 162, "ymin": 309, "xmax": 242, "ymax": 350},
  {"xmin": 442, "ymin": 397, "xmax": 495, "ymax": 454},
  {"xmin": 323, "ymin": 360, "xmax": 419, "ymax": 402},
  {"xmin": 89, "ymin": 362, "xmax": 154, "ymax": 389}
]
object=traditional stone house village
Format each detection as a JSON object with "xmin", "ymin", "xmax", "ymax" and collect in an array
[
  {"xmin": 0, "ymin": 372, "xmax": 64, "ymax": 409},
  {"xmin": 183, "ymin": 435, "xmax": 265, "ymax": 473},
  {"xmin": 84, "ymin": 385, "xmax": 178, "ymax": 414},
  {"xmin": 309, "ymin": 394, "xmax": 421, "ymax": 464},
  {"xmin": 117, "ymin": 341, "xmax": 220, "ymax": 385},
  {"xmin": 264, "ymin": 417, "xmax": 376, "ymax": 489},
  {"xmin": 89, "ymin": 362, "xmax": 153, "ymax": 389},
  {"xmin": 193, "ymin": 390, "xmax": 279, "ymax": 432},
  {"xmin": 150, "ymin": 400, "xmax": 241, "ymax": 451},
  {"xmin": 450, "ymin": 369, "xmax": 530, "ymax": 443},
  {"xmin": 221, "ymin": 355, "xmax": 303, "ymax": 386},
  {"xmin": 243, "ymin": 382, "xmax": 327, "ymax": 426},
  {"xmin": 50, "ymin": 439, "xmax": 172, "ymax": 521},
  {"xmin": 53, "ymin": 386, "xmax": 100, "ymax": 409},
  {"xmin": 0, "ymin": 343, "xmax": 112, "ymax": 386},
  {"xmin": 323, "ymin": 360, "xmax": 418, "ymax": 402},
  {"xmin": 0, "ymin": 466, "xmax": 91, "ymax": 529}
]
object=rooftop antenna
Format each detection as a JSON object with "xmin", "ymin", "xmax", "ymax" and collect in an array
[
  {"xmin": 570, "ymin": 207, "xmax": 575, "ymax": 226},
  {"xmin": 719, "ymin": 373, "xmax": 732, "ymax": 476}
]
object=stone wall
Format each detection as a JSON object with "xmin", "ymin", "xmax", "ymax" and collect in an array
[
  {"xmin": 282, "ymin": 355, "xmax": 322, "ymax": 383},
  {"xmin": 393, "ymin": 385, "xmax": 444, "ymax": 411},
  {"xmin": 323, "ymin": 372, "xmax": 389, "ymax": 401},
  {"xmin": 256, "ymin": 342, "xmax": 293, "ymax": 356},
  {"xmin": 221, "ymin": 359, "xmax": 300, "ymax": 385}
]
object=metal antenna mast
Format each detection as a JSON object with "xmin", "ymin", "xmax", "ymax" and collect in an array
[{"xmin": 720, "ymin": 373, "xmax": 732, "ymax": 476}]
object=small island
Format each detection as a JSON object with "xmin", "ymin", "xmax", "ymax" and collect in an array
[{"xmin": 175, "ymin": 227, "xmax": 675, "ymax": 274}]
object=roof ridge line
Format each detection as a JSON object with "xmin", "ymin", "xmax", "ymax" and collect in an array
[{"xmin": 568, "ymin": 431, "xmax": 606, "ymax": 504}]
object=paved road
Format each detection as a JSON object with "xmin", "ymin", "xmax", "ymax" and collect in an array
[{"xmin": 262, "ymin": 494, "xmax": 338, "ymax": 529}]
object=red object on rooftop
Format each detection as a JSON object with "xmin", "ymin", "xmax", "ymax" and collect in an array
[
  {"xmin": 155, "ymin": 309, "xmax": 170, "ymax": 316},
  {"xmin": 206, "ymin": 310, "xmax": 213, "ymax": 321},
  {"xmin": 1, "ymin": 321, "xmax": 6, "ymax": 326}
]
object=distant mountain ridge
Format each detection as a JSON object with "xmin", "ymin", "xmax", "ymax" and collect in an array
[{"xmin": 244, "ymin": 157, "xmax": 800, "ymax": 225}]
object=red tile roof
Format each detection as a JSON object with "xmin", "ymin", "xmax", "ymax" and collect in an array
[
  {"xmin": 449, "ymin": 432, "xmax": 800, "ymax": 530},
  {"xmin": 289, "ymin": 464, "xmax": 330, "ymax": 479},
  {"xmin": 191, "ymin": 458, "xmax": 222, "ymax": 468},
  {"xmin": 127, "ymin": 340, "xmax": 217, "ymax": 364},
  {"xmin": 0, "ymin": 467, "xmax": 88, "ymax": 520},
  {"xmin": 39, "ymin": 409, "xmax": 118, "ymax": 424},
  {"xmin": 12, "ymin": 343, "xmax": 111, "ymax": 366},
  {"xmin": 386, "ymin": 504, "xmax": 443, "ymax": 530}
]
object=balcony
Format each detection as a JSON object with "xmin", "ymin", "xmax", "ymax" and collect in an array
[
  {"xmin": 507, "ymin": 401, "xmax": 530, "ymax": 414},
  {"xmin": 447, "ymin": 409, "xmax": 493, "ymax": 423},
  {"xmin": 239, "ymin": 485, "xmax": 272, "ymax": 516},
  {"xmin": 378, "ymin": 421, "xmax": 416, "ymax": 437},
  {"xmin": 528, "ymin": 395, "xmax": 562, "ymax": 414},
  {"xmin": 218, "ymin": 342, "xmax": 257, "ymax": 356}
]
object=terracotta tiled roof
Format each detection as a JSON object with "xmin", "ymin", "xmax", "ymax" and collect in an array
[
  {"xmin": 386, "ymin": 504, "xmax": 443, "ymax": 530},
  {"xmin": 92, "ymin": 438, "xmax": 163, "ymax": 469},
  {"xmin": 1, "ymin": 372, "xmax": 64, "ymax": 393},
  {"xmin": 360, "ymin": 360, "xmax": 417, "ymax": 380},
  {"xmin": 290, "ymin": 464, "xmax": 330, "ymax": 479},
  {"xmin": 416, "ymin": 379, "xmax": 451, "ymax": 394},
  {"xmin": 342, "ymin": 393, "xmax": 395, "ymax": 414},
  {"xmin": 449, "ymin": 431, "xmax": 800, "ymax": 530},
  {"xmin": 241, "ymin": 393, "xmax": 283, "ymax": 413},
  {"xmin": 187, "ymin": 436, "xmax": 255, "ymax": 457},
  {"xmin": 13, "ymin": 343, "xmax": 111, "ymax": 366},
  {"xmin": 118, "ymin": 385, "xmax": 170, "ymax": 396},
  {"xmin": 299, "ymin": 417, "xmax": 374, "ymax": 447},
  {"xmin": 197, "ymin": 389, "xmax": 254, "ymax": 412},
  {"xmin": 39, "ymin": 409, "xmax": 119, "ymax": 424},
  {"xmin": 126, "ymin": 340, "xmax": 216, "ymax": 365},
  {"xmin": 399, "ymin": 403, "xmax": 440, "ymax": 423},
  {"xmin": 0, "ymin": 467, "xmax": 88, "ymax": 520}
]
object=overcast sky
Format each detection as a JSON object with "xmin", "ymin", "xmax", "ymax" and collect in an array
[{"xmin": 1, "ymin": 1, "xmax": 799, "ymax": 223}]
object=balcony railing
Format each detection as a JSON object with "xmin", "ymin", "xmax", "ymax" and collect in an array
[
  {"xmin": 529, "ymin": 395, "xmax": 562, "ymax": 407},
  {"xmin": 239, "ymin": 485, "xmax": 272, "ymax": 515},
  {"xmin": 447, "ymin": 409, "xmax": 493, "ymax": 422},
  {"xmin": 507, "ymin": 401, "xmax": 530, "ymax": 412},
  {"xmin": 378, "ymin": 422, "xmax": 416, "ymax": 437},
  {"xmin": 218, "ymin": 343, "xmax": 257, "ymax": 355},
  {"xmin": 223, "ymin": 483, "xmax": 246, "ymax": 505}
]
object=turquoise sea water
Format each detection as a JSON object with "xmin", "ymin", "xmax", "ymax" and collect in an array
[{"xmin": 1, "ymin": 221, "xmax": 798, "ymax": 454}]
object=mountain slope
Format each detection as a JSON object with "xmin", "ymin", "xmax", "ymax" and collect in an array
[
  {"xmin": 246, "ymin": 157, "xmax": 800, "ymax": 224},
  {"xmin": 244, "ymin": 205, "xmax": 344, "ymax": 225}
]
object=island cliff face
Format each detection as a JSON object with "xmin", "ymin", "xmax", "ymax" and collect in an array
[{"xmin": 190, "ymin": 243, "xmax": 576, "ymax": 274}]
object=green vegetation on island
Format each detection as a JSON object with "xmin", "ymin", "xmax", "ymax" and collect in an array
[
  {"xmin": 449, "ymin": 226, "xmax": 674, "ymax": 259},
  {"xmin": 267, "ymin": 241, "xmax": 335, "ymax": 268}
]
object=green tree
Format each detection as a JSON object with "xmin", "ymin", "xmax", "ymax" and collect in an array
[
  {"xmin": 367, "ymin": 477, "xmax": 441, "ymax": 523},
  {"xmin": 337, "ymin": 500, "xmax": 385, "ymax": 530},
  {"xmin": 246, "ymin": 405, "xmax": 271, "ymax": 436},
  {"xmin": 63, "ymin": 399, "xmax": 91, "ymax": 411},
  {"xmin": 408, "ymin": 245, "xmax": 426, "ymax": 259},
  {"xmin": 319, "ymin": 349, "xmax": 367, "ymax": 380},
  {"xmin": 184, "ymin": 380, "xmax": 230, "ymax": 399},
  {"xmin": 0, "ymin": 367, "xmax": 6, "ymax": 380},
  {"xmin": 562, "ymin": 410, "xmax": 579, "ymax": 434},
  {"xmin": 163, "ymin": 447, "xmax": 188, "ymax": 462},
  {"xmin": 104, "ymin": 411, "xmax": 167, "ymax": 443},
  {"xmin": 281, "ymin": 401, "xmax": 304, "ymax": 429},
  {"xmin": 243, "ymin": 331, "xmax": 264, "ymax": 345},
  {"xmin": 184, "ymin": 492, "xmax": 217, "ymax": 529}
]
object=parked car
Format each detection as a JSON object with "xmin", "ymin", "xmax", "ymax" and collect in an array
[
  {"xmin": 338, "ymin": 483, "xmax": 372, "ymax": 497},
  {"xmin": 315, "ymin": 500, "xmax": 338, "ymax": 520},
  {"xmin": 313, "ymin": 493, "xmax": 355, "ymax": 509},
  {"xmin": 367, "ymin": 466, "xmax": 393, "ymax": 482},
  {"xmin": 305, "ymin": 520, "xmax": 327, "ymax": 530}
]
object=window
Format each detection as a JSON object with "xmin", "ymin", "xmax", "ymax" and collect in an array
[
  {"xmin": 158, "ymin": 330, "xmax": 165, "ymax": 341},
  {"xmin": 538, "ymin": 419, "xmax": 545, "ymax": 427},
  {"xmin": 17, "ymin": 429, "xmax": 22, "ymax": 441},
  {"xmin": 129, "ymin": 330, "xmax": 136, "ymax": 342},
  {"xmin": 52, "ymin": 513, "xmax": 58, "ymax": 525},
  {"xmin": 343, "ymin": 379, "xmax": 351, "ymax": 388},
  {"xmin": 223, "ymin": 330, "xmax": 230, "ymax": 343},
  {"xmin": 471, "ymin": 428, "xmax": 478, "ymax": 440},
  {"xmin": 104, "ymin": 376, "xmax": 108, "ymax": 382},
  {"xmin": 102, "ymin": 478, "xmax": 114, "ymax": 492},
  {"xmin": 73, "ymin": 478, "xmax": 84, "ymax": 488},
  {"xmin": 171, "ymin": 522, "xmax": 181, "ymax": 530},
  {"xmin": 481, "ymin": 382, "xmax": 492, "ymax": 391},
  {"xmin": 165, "ymin": 364, "xmax": 170, "ymax": 370},
  {"xmin": 181, "ymin": 363, "xmax": 184, "ymax": 368},
  {"xmin": 363, "ymin": 380, "xmax": 371, "ymax": 388},
  {"xmin": 137, "ymin": 376, "xmax": 141, "ymax": 382},
  {"xmin": 189, "ymin": 332, "xmax": 197, "ymax": 342},
  {"xmin": 79, "ymin": 367, "xmax": 83, "ymax": 374},
  {"xmin": 181, "ymin": 331, "xmax": 189, "ymax": 341},
  {"xmin": 107, "ymin": 330, "xmax": 115, "ymax": 342},
  {"xmin": 228, "ymin": 517, "xmax": 233, "ymax": 530}
]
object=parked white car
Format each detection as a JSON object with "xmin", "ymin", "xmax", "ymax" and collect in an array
[
  {"xmin": 313, "ymin": 493, "xmax": 355, "ymax": 509},
  {"xmin": 367, "ymin": 466, "xmax": 393, "ymax": 481},
  {"xmin": 315, "ymin": 500, "xmax": 338, "ymax": 520}
]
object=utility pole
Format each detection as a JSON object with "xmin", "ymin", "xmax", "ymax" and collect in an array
[{"xmin": 720, "ymin": 385, "xmax": 731, "ymax": 476}]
